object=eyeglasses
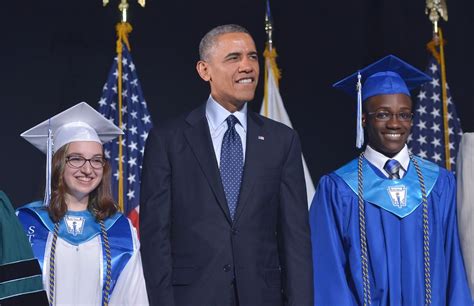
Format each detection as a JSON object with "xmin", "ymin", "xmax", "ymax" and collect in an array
[
  {"xmin": 66, "ymin": 156, "xmax": 106, "ymax": 169},
  {"xmin": 367, "ymin": 111, "xmax": 414, "ymax": 122}
]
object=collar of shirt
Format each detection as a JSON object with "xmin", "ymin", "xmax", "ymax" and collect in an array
[
  {"xmin": 364, "ymin": 144, "xmax": 410, "ymax": 178},
  {"xmin": 206, "ymin": 95, "xmax": 247, "ymax": 133}
]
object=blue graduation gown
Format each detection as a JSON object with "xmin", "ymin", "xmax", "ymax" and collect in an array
[{"xmin": 310, "ymin": 157, "xmax": 472, "ymax": 305}]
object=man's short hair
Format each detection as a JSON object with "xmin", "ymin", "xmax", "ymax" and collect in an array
[{"xmin": 199, "ymin": 24, "xmax": 251, "ymax": 61}]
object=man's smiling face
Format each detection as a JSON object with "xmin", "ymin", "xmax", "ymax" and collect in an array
[
  {"xmin": 197, "ymin": 32, "xmax": 259, "ymax": 112},
  {"xmin": 364, "ymin": 93, "xmax": 413, "ymax": 157}
]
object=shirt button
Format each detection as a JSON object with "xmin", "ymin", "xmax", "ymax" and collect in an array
[{"xmin": 223, "ymin": 264, "xmax": 232, "ymax": 272}]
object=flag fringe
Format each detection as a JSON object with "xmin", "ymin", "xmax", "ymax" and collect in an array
[{"xmin": 263, "ymin": 45, "xmax": 281, "ymax": 118}]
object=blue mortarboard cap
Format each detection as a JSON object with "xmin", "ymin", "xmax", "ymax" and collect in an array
[
  {"xmin": 332, "ymin": 55, "xmax": 431, "ymax": 148},
  {"xmin": 333, "ymin": 54, "xmax": 431, "ymax": 101}
]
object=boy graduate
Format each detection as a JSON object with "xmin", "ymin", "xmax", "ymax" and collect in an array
[{"xmin": 310, "ymin": 55, "xmax": 471, "ymax": 305}]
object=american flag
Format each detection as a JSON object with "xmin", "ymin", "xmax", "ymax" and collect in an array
[
  {"xmin": 98, "ymin": 43, "xmax": 152, "ymax": 228},
  {"xmin": 408, "ymin": 56, "xmax": 462, "ymax": 170}
]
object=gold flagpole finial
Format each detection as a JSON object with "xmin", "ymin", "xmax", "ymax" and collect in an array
[
  {"xmin": 425, "ymin": 0, "xmax": 448, "ymax": 35},
  {"xmin": 119, "ymin": 0, "xmax": 129, "ymax": 22},
  {"xmin": 103, "ymin": 0, "xmax": 145, "ymax": 22}
]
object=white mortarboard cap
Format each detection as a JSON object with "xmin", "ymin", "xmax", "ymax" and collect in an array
[
  {"xmin": 20, "ymin": 102, "xmax": 123, "ymax": 206},
  {"xmin": 21, "ymin": 102, "xmax": 123, "ymax": 153}
]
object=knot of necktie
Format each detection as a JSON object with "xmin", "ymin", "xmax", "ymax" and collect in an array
[
  {"xmin": 384, "ymin": 159, "xmax": 401, "ymax": 180},
  {"xmin": 226, "ymin": 115, "xmax": 239, "ymax": 130}
]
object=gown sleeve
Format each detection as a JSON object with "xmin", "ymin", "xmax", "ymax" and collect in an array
[
  {"xmin": 309, "ymin": 174, "xmax": 357, "ymax": 306},
  {"xmin": 109, "ymin": 221, "xmax": 149, "ymax": 306},
  {"xmin": 439, "ymin": 171, "xmax": 472, "ymax": 305}
]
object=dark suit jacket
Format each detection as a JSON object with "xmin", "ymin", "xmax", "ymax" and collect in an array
[{"xmin": 140, "ymin": 104, "xmax": 313, "ymax": 306}]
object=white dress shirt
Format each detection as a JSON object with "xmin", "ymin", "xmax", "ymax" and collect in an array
[
  {"xmin": 364, "ymin": 145, "xmax": 410, "ymax": 178},
  {"xmin": 205, "ymin": 95, "xmax": 247, "ymax": 167}
]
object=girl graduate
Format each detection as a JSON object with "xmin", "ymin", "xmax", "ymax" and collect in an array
[{"xmin": 17, "ymin": 102, "xmax": 149, "ymax": 305}]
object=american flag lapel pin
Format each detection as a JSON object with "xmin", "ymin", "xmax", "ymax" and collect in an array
[{"xmin": 258, "ymin": 136, "xmax": 265, "ymax": 141}]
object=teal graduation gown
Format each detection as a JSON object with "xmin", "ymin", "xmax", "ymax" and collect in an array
[{"xmin": 310, "ymin": 157, "xmax": 471, "ymax": 305}]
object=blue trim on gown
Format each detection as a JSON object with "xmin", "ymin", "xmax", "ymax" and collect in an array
[
  {"xmin": 16, "ymin": 202, "xmax": 134, "ymax": 302},
  {"xmin": 334, "ymin": 155, "xmax": 438, "ymax": 218}
]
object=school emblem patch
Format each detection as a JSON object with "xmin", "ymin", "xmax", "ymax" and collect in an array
[
  {"xmin": 387, "ymin": 185, "xmax": 407, "ymax": 209},
  {"xmin": 65, "ymin": 215, "xmax": 85, "ymax": 236}
]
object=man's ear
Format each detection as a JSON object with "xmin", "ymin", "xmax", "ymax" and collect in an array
[
  {"xmin": 196, "ymin": 60, "xmax": 211, "ymax": 81},
  {"xmin": 362, "ymin": 113, "xmax": 367, "ymax": 128}
]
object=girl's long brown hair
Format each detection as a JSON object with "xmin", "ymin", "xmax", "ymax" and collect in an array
[{"xmin": 48, "ymin": 143, "xmax": 117, "ymax": 223}]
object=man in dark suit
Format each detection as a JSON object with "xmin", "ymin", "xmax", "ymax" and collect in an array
[{"xmin": 140, "ymin": 24, "xmax": 313, "ymax": 306}]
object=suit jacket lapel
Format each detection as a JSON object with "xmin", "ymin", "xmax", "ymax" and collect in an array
[
  {"xmin": 184, "ymin": 106, "xmax": 232, "ymax": 224},
  {"xmin": 234, "ymin": 112, "xmax": 264, "ymax": 223}
]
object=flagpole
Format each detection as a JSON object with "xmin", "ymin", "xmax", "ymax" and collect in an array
[
  {"xmin": 263, "ymin": 0, "xmax": 273, "ymax": 117},
  {"xmin": 117, "ymin": 27, "xmax": 125, "ymax": 212},
  {"xmin": 437, "ymin": 28, "xmax": 451, "ymax": 170},
  {"xmin": 104, "ymin": 0, "xmax": 145, "ymax": 211},
  {"xmin": 425, "ymin": 0, "xmax": 450, "ymax": 170},
  {"xmin": 260, "ymin": 1, "xmax": 315, "ymax": 206},
  {"xmin": 265, "ymin": 0, "xmax": 273, "ymax": 51}
]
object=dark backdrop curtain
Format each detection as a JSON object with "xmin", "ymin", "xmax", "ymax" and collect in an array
[{"xmin": 2, "ymin": 0, "xmax": 473, "ymax": 206}]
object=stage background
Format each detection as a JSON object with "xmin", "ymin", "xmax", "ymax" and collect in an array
[{"xmin": 1, "ymin": 0, "xmax": 473, "ymax": 206}]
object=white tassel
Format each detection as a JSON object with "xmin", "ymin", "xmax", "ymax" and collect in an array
[{"xmin": 44, "ymin": 121, "xmax": 52, "ymax": 206}]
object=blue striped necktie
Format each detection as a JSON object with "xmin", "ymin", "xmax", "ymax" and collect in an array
[
  {"xmin": 384, "ymin": 159, "xmax": 401, "ymax": 179},
  {"xmin": 220, "ymin": 115, "xmax": 244, "ymax": 220}
]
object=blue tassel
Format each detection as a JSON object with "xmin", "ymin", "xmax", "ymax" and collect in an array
[{"xmin": 356, "ymin": 72, "xmax": 364, "ymax": 149}]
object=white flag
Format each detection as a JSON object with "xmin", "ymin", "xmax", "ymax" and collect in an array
[
  {"xmin": 260, "ymin": 47, "xmax": 315, "ymax": 207},
  {"xmin": 457, "ymin": 133, "xmax": 474, "ymax": 297}
]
